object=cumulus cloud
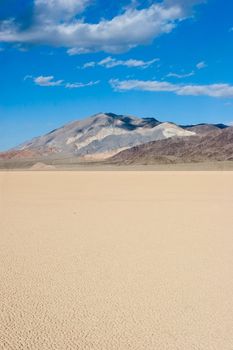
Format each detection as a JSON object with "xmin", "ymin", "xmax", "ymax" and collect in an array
[
  {"xmin": 25, "ymin": 75, "xmax": 99, "ymax": 88},
  {"xmin": 0, "ymin": 0, "xmax": 205, "ymax": 54},
  {"xmin": 164, "ymin": 0, "xmax": 206, "ymax": 13},
  {"xmin": 83, "ymin": 56, "xmax": 159, "ymax": 69},
  {"xmin": 35, "ymin": 0, "xmax": 91, "ymax": 22},
  {"xmin": 196, "ymin": 61, "xmax": 207, "ymax": 69},
  {"xmin": 110, "ymin": 79, "xmax": 233, "ymax": 98}
]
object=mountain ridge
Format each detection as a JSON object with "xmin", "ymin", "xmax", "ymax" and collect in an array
[
  {"xmin": 0, "ymin": 112, "xmax": 230, "ymax": 163},
  {"xmin": 110, "ymin": 127, "xmax": 233, "ymax": 164},
  {"xmin": 0, "ymin": 112, "xmax": 196, "ymax": 160}
]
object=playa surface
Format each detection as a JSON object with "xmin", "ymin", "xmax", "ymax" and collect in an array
[{"xmin": 0, "ymin": 171, "xmax": 233, "ymax": 349}]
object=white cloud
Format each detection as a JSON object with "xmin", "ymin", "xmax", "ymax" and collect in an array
[
  {"xmin": 164, "ymin": 0, "xmax": 206, "ymax": 10},
  {"xmin": 65, "ymin": 80, "xmax": 100, "ymax": 88},
  {"xmin": 166, "ymin": 60, "xmax": 207, "ymax": 79},
  {"xmin": 0, "ymin": 1, "xmax": 204, "ymax": 54},
  {"xmin": 34, "ymin": 76, "xmax": 63, "ymax": 86},
  {"xmin": 83, "ymin": 56, "xmax": 159, "ymax": 69},
  {"xmin": 25, "ymin": 75, "xmax": 99, "ymax": 88},
  {"xmin": 196, "ymin": 61, "xmax": 207, "ymax": 69},
  {"xmin": 83, "ymin": 61, "xmax": 96, "ymax": 68},
  {"xmin": 35, "ymin": 0, "xmax": 91, "ymax": 22},
  {"xmin": 24, "ymin": 75, "xmax": 33, "ymax": 81},
  {"xmin": 110, "ymin": 79, "xmax": 177, "ymax": 92},
  {"xmin": 67, "ymin": 47, "xmax": 92, "ymax": 55},
  {"xmin": 110, "ymin": 79, "xmax": 233, "ymax": 98},
  {"xmin": 167, "ymin": 71, "xmax": 195, "ymax": 78}
]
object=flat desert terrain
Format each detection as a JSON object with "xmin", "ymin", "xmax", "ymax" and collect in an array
[{"xmin": 0, "ymin": 171, "xmax": 233, "ymax": 350}]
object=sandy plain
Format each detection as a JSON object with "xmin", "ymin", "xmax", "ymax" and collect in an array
[{"xmin": 0, "ymin": 171, "xmax": 233, "ymax": 350}]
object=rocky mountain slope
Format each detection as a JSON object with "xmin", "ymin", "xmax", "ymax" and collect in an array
[
  {"xmin": 0, "ymin": 113, "xmax": 195, "ymax": 160},
  {"xmin": 110, "ymin": 127, "xmax": 233, "ymax": 164}
]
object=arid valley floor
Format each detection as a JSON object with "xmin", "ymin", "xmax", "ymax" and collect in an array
[{"xmin": 0, "ymin": 171, "xmax": 233, "ymax": 349}]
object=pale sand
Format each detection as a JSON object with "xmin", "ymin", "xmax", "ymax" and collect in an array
[{"xmin": 0, "ymin": 171, "xmax": 233, "ymax": 350}]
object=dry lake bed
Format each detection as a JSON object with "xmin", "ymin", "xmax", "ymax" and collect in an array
[{"xmin": 0, "ymin": 171, "xmax": 233, "ymax": 349}]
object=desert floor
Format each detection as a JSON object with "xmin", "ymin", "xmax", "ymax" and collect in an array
[{"xmin": 0, "ymin": 171, "xmax": 233, "ymax": 350}]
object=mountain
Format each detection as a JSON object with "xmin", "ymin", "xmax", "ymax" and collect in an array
[
  {"xmin": 0, "ymin": 112, "xmax": 195, "ymax": 160},
  {"xmin": 110, "ymin": 127, "xmax": 233, "ymax": 164},
  {"xmin": 182, "ymin": 123, "xmax": 228, "ymax": 136},
  {"xmin": 0, "ymin": 112, "xmax": 231, "ymax": 165}
]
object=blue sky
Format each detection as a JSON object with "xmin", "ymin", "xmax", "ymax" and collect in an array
[{"xmin": 0, "ymin": 0, "xmax": 233, "ymax": 150}]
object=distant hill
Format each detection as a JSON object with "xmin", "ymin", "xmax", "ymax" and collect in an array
[{"xmin": 110, "ymin": 127, "xmax": 233, "ymax": 164}]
